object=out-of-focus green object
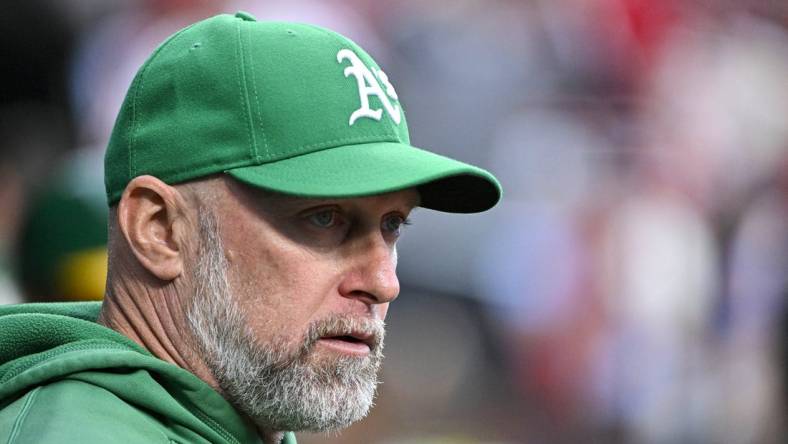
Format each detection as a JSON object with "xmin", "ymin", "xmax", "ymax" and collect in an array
[{"xmin": 16, "ymin": 149, "xmax": 107, "ymax": 301}]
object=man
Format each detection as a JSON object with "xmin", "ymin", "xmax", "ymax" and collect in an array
[{"xmin": 0, "ymin": 12, "xmax": 500, "ymax": 444}]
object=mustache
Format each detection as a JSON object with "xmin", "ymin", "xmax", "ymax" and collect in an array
[{"xmin": 301, "ymin": 315, "xmax": 386, "ymax": 354}]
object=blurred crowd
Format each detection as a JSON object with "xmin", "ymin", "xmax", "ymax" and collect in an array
[{"xmin": 1, "ymin": 1, "xmax": 787, "ymax": 443}]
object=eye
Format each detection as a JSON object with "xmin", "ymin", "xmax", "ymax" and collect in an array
[
  {"xmin": 308, "ymin": 209, "xmax": 338, "ymax": 228},
  {"xmin": 382, "ymin": 214, "xmax": 411, "ymax": 236}
]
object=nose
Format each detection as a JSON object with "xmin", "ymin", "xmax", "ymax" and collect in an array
[{"xmin": 338, "ymin": 236, "xmax": 400, "ymax": 306}]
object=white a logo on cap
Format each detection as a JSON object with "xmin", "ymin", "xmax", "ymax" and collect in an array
[{"xmin": 337, "ymin": 49, "xmax": 401, "ymax": 126}]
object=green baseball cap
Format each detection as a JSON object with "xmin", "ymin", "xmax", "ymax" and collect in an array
[{"xmin": 105, "ymin": 12, "xmax": 501, "ymax": 213}]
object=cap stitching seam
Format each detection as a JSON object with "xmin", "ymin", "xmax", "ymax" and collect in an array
[
  {"xmin": 128, "ymin": 76, "xmax": 139, "ymax": 180},
  {"xmin": 150, "ymin": 136, "xmax": 400, "ymax": 180},
  {"xmin": 127, "ymin": 23, "xmax": 200, "ymax": 179},
  {"xmin": 236, "ymin": 20, "xmax": 258, "ymax": 161},
  {"xmin": 129, "ymin": 69, "xmax": 151, "ymax": 178},
  {"xmin": 243, "ymin": 24, "xmax": 269, "ymax": 162},
  {"xmin": 151, "ymin": 161, "xmax": 256, "ymax": 185},
  {"xmin": 300, "ymin": 134, "xmax": 399, "ymax": 151}
]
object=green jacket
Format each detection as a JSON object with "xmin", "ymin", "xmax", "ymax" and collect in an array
[{"xmin": 0, "ymin": 302, "xmax": 296, "ymax": 444}]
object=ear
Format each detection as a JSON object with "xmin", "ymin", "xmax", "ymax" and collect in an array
[{"xmin": 117, "ymin": 175, "xmax": 191, "ymax": 281}]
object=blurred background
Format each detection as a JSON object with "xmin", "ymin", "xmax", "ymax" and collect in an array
[{"xmin": 2, "ymin": 0, "xmax": 788, "ymax": 443}]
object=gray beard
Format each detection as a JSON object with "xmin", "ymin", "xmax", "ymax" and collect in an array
[{"xmin": 186, "ymin": 209, "xmax": 385, "ymax": 433}]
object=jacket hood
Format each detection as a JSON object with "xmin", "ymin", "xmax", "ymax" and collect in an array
[{"xmin": 0, "ymin": 302, "xmax": 269, "ymax": 444}]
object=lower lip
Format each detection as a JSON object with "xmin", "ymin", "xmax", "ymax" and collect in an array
[{"xmin": 317, "ymin": 338, "xmax": 371, "ymax": 356}]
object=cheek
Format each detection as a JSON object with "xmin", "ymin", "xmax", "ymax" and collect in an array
[{"xmin": 225, "ymin": 242, "xmax": 343, "ymax": 335}]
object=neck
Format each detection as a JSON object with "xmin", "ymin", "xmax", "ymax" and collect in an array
[
  {"xmin": 98, "ymin": 276, "xmax": 220, "ymax": 392},
  {"xmin": 99, "ymin": 275, "xmax": 288, "ymax": 442}
]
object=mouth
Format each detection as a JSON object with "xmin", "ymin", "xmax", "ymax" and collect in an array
[{"xmin": 317, "ymin": 331, "xmax": 375, "ymax": 356}]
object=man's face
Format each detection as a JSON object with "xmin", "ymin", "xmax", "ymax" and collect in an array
[{"xmin": 186, "ymin": 178, "xmax": 418, "ymax": 432}]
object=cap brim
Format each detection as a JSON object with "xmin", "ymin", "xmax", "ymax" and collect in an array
[{"xmin": 226, "ymin": 142, "xmax": 501, "ymax": 213}]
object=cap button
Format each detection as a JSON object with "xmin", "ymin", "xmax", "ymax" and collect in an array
[{"xmin": 234, "ymin": 11, "xmax": 257, "ymax": 22}]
